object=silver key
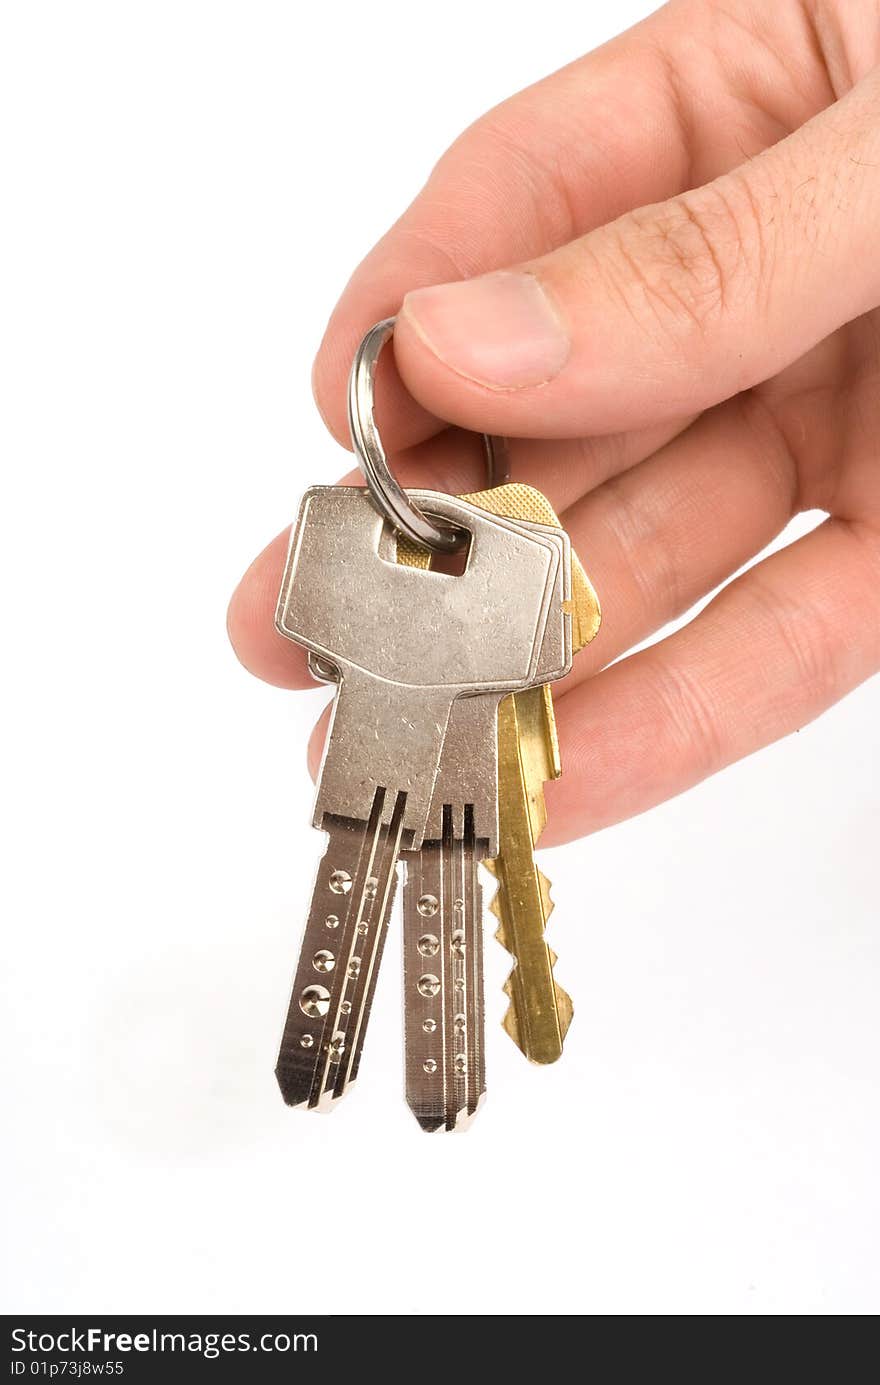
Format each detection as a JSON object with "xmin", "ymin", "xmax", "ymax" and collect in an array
[
  {"xmin": 400, "ymin": 521, "xmax": 573, "ymax": 1130},
  {"xmin": 402, "ymin": 806, "xmax": 485, "ymax": 1131},
  {"xmin": 273, "ymin": 488, "xmax": 560, "ymax": 1109}
]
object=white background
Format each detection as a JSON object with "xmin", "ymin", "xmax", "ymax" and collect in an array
[{"xmin": 2, "ymin": 0, "xmax": 878, "ymax": 1316}]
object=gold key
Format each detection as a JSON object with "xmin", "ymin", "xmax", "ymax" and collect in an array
[
  {"xmin": 467, "ymin": 485, "xmax": 599, "ymax": 1064},
  {"xmin": 487, "ymin": 689, "xmax": 570, "ymax": 1062},
  {"xmin": 401, "ymin": 483, "xmax": 600, "ymax": 1066}
]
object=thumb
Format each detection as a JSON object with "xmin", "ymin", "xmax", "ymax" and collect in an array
[{"xmin": 393, "ymin": 69, "xmax": 880, "ymax": 439}]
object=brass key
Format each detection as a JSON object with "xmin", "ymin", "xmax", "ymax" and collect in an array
[
  {"xmin": 467, "ymin": 486, "xmax": 599, "ymax": 1064},
  {"xmin": 486, "ymin": 688, "xmax": 569, "ymax": 1062},
  {"xmin": 479, "ymin": 486, "xmax": 599, "ymax": 1063}
]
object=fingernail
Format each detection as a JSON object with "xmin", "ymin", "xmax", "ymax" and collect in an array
[{"xmin": 401, "ymin": 271, "xmax": 570, "ymax": 390}]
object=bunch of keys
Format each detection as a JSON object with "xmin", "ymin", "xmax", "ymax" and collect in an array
[{"xmin": 272, "ymin": 319, "xmax": 600, "ymax": 1131}]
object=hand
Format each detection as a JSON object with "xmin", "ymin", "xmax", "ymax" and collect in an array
[{"xmin": 228, "ymin": 0, "xmax": 880, "ymax": 846}]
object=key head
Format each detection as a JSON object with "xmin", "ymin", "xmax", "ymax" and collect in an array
[
  {"xmin": 420, "ymin": 524, "xmax": 572, "ymax": 851},
  {"xmin": 458, "ymin": 482, "xmax": 600, "ymax": 653},
  {"xmin": 276, "ymin": 487, "xmax": 558, "ymax": 693},
  {"xmin": 276, "ymin": 488, "xmax": 562, "ymax": 844}
]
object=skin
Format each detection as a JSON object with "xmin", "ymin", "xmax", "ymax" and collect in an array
[{"xmin": 228, "ymin": 0, "xmax": 880, "ymax": 846}]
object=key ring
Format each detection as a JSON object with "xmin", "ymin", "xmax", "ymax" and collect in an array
[{"xmin": 348, "ymin": 316, "xmax": 511, "ymax": 553}]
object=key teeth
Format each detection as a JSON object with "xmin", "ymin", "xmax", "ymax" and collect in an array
[
  {"xmin": 488, "ymin": 868, "xmax": 555, "ymax": 956},
  {"xmin": 538, "ymin": 870, "xmax": 554, "ymax": 920},
  {"xmin": 498, "ymin": 978, "xmax": 572, "ymax": 1064},
  {"xmin": 492, "ymin": 868, "xmax": 573, "ymax": 1063},
  {"xmin": 554, "ymin": 985, "xmax": 574, "ymax": 1043},
  {"xmin": 500, "ymin": 979, "xmax": 574, "ymax": 1064},
  {"xmin": 486, "ymin": 866, "xmax": 510, "ymax": 951}
]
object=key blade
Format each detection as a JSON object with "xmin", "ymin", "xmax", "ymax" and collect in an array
[
  {"xmin": 492, "ymin": 877, "xmax": 574, "ymax": 1057},
  {"xmin": 332, "ymin": 792, "xmax": 406, "ymax": 1098},
  {"xmin": 275, "ymin": 790, "xmax": 403, "ymax": 1109},
  {"xmin": 487, "ymin": 692, "xmax": 573, "ymax": 1065},
  {"xmin": 402, "ymin": 806, "xmax": 486, "ymax": 1132}
]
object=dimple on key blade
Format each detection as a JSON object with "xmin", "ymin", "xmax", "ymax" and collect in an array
[
  {"xmin": 275, "ymin": 790, "xmax": 404, "ymax": 1108},
  {"xmin": 402, "ymin": 806, "xmax": 485, "ymax": 1132}
]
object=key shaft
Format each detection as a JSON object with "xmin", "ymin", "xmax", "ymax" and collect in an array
[
  {"xmin": 487, "ymin": 692, "xmax": 572, "ymax": 1063},
  {"xmin": 402, "ymin": 805, "xmax": 485, "ymax": 1131},
  {"xmin": 275, "ymin": 788, "xmax": 404, "ymax": 1108}
]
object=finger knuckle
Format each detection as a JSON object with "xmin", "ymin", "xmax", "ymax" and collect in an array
[
  {"xmin": 428, "ymin": 113, "xmax": 578, "ymax": 264},
  {"xmin": 651, "ymin": 657, "xmax": 725, "ymax": 781},
  {"xmin": 602, "ymin": 176, "xmax": 767, "ymax": 344},
  {"xmin": 741, "ymin": 568, "xmax": 836, "ymax": 703},
  {"xmin": 599, "ymin": 470, "xmax": 687, "ymax": 622}
]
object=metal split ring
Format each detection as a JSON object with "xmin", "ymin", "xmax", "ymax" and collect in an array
[{"xmin": 347, "ymin": 316, "xmax": 510, "ymax": 553}]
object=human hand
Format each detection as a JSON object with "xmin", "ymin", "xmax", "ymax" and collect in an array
[{"xmin": 228, "ymin": 0, "xmax": 880, "ymax": 846}]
